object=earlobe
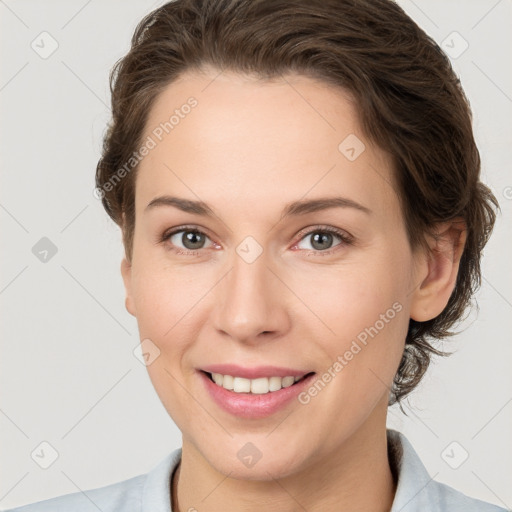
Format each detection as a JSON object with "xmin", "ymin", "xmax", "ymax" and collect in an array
[
  {"xmin": 410, "ymin": 220, "xmax": 467, "ymax": 322},
  {"xmin": 120, "ymin": 257, "xmax": 136, "ymax": 317}
]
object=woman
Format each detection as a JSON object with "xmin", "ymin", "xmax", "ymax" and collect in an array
[{"xmin": 6, "ymin": 0, "xmax": 506, "ymax": 510}]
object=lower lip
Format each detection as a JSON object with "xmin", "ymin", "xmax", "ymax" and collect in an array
[{"xmin": 199, "ymin": 371, "xmax": 316, "ymax": 419}]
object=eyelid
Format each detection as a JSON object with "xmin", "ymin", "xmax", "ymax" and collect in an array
[
  {"xmin": 294, "ymin": 225, "xmax": 353, "ymax": 243},
  {"xmin": 161, "ymin": 223, "xmax": 213, "ymax": 238}
]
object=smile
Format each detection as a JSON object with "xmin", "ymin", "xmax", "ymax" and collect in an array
[{"xmin": 199, "ymin": 369, "xmax": 317, "ymax": 419}]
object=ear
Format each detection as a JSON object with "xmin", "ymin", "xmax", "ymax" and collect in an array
[
  {"xmin": 120, "ymin": 212, "xmax": 136, "ymax": 317},
  {"xmin": 121, "ymin": 256, "xmax": 136, "ymax": 317},
  {"xmin": 410, "ymin": 219, "xmax": 467, "ymax": 322}
]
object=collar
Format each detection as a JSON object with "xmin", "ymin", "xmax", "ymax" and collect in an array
[
  {"xmin": 142, "ymin": 446, "xmax": 180, "ymax": 511},
  {"xmin": 388, "ymin": 428, "xmax": 440, "ymax": 511}
]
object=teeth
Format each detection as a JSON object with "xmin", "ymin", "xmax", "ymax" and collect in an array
[{"xmin": 210, "ymin": 373, "xmax": 305, "ymax": 394}]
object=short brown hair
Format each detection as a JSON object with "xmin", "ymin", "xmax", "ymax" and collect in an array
[{"xmin": 95, "ymin": 0, "xmax": 498, "ymax": 406}]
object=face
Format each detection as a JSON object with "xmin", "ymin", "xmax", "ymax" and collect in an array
[{"xmin": 121, "ymin": 68, "xmax": 428, "ymax": 480}]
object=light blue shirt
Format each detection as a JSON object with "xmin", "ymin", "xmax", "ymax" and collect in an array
[{"xmin": 3, "ymin": 429, "xmax": 506, "ymax": 511}]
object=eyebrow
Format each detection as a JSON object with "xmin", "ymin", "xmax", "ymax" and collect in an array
[{"xmin": 144, "ymin": 195, "xmax": 372, "ymax": 218}]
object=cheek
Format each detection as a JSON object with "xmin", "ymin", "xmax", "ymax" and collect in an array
[
  {"xmin": 129, "ymin": 258, "xmax": 218, "ymax": 383},
  {"xmin": 132, "ymin": 275, "xmax": 175, "ymax": 337},
  {"xmin": 129, "ymin": 264, "xmax": 207, "ymax": 428},
  {"xmin": 301, "ymin": 252, "xmax": 410, "ymax": 337},
  {"xmin": 296, "ymin": 245, "xmax": 412, "ymax": 385},
  {"xmin": 291, "ymin": 268, "xmax": 409, "ymax": 433},
  {"xmin": 130, "ymin": 249, "xmax": 207, "ymax": 334}
]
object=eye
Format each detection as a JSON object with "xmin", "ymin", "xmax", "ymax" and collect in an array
[
  {"xmin": 161, "ymin": 227, "xmax": 215, "ymax": 253},
  {"xmin": 160, "ymin": 225, "xmax": 353, "ymax": 256},
  {"xmin": 294, "ymin": 227, "xmax": 353, "ymax": 253}
]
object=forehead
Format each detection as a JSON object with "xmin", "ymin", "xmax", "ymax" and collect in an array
[{"xmin": 135, "ymin": 69, "xmax": 399, "ymax": 223}]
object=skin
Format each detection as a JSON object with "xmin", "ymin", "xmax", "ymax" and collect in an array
[{"xmin": 121, "ymin": 67, "xmax": 466, "ymax": 512}]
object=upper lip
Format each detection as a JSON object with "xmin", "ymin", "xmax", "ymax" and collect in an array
[{"xmin": 200, "ymin": 364, "xmax": 313, "ymax": 379}]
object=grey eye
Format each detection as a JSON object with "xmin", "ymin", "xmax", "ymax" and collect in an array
[
  {"xmin": 170, "ymin": 230, "xmax": 212, "ymax": 250},
  {"xmin": 297, "ymin": 231, "xmax": 343, "ymax": 251}
]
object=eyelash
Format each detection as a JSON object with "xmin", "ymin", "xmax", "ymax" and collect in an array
[{"xmin": 159, "ymin": 224, "xmax": 354, "ymax": 256}]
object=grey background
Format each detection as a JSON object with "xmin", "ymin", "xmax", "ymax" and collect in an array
[{"xmin": 1, "ymin": 0, "xmax": 511, "ymax": 509}]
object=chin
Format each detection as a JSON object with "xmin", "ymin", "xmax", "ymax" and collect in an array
[{"xmin": 202, "ymin": 443, "xmax": 309, "ymax": 481}]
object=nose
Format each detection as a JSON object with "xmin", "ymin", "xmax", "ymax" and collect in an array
[{"xmin": 211, "ymin": 247, "xmax": 291, "ymax": 345}]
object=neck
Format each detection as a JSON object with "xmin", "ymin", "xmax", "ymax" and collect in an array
[{"xmin": 172, "ymin": 413, "xmax": 396, "ymax": 512}]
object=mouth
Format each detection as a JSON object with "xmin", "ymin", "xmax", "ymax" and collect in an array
[
  {"xmin": 201, "ymin": 370, "xmax": 316, "ymax": 394},
  {"xmin": 199, "ymin": 369, "xmax": 317, "ymax": 418}
]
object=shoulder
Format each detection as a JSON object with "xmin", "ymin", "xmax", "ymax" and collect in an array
[
  {"xmin": 388, "ymin": 429, "xmax": 507, "ymax": 512},
  {"xmin": 1, "ymin": 474, "xmax": 145, "ymax": 512},
  {"xmin": 428, "ymin": 479, "xmax": 507, "ymax": 512},
  {"xmin": 2, "ymin": 448, "xmax": 181, "ymax": 512}
]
